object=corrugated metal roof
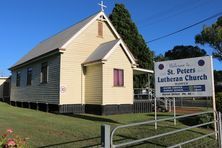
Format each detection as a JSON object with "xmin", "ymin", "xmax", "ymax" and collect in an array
[
  {"xmin": 83, "ymin": 39, "xmax": 120, "ymax": 64},
  {"xmin": 11, "ymin": 12, "xmax": 100, "ymax": 69},
  {"xmin": 0, "ymin": 77, "xmax": 8, "ymax": 79}
]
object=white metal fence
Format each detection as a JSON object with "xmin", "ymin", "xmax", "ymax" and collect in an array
[
  {"xmin": 134, "ymin": 88, "xmax": 154, "ymax": 100},
  {"xmin": 134, "ymin": 88, "xmax": 173, "ymax": 112},
  {"xmin": 101, "ymin": 111, "xmax": 221, "ymax": 148}
]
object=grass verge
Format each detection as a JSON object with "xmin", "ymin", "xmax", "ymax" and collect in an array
[{"xmin": 0, "ymin": 102, "xmax": 217, "ymax": 148}]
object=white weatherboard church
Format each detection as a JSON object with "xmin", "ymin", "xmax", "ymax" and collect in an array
[{"xmin": 9, "ymin": 3, "xmax": 153, "ymax": 115}]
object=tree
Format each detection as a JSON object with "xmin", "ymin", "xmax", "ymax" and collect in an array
[
  {"xmin": 154, "ymin": 54, "xmax": 166, "ymax": 62},
  {"xmin": 109, "ymin": 4, "xmax": 154, "ymax": 87},
  {"xmin": 214, "ymin": 70, "xmax": 222, "ymax": 93},
  {"xmin": 214, "ymin": 70, "xmax": 222, "ymax": 82},
  {"xmin": 164, "ymin": 45, "xmax": 207, "ymax": 60},
  {"xmin": 195, "ymin": 16, "xmax": 222, "ymax": 61}
]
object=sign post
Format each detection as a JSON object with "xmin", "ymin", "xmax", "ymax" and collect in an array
[
  {"xmin": 210, "ymin": 57, "xmax": 217, "ymax": 139},
  {"xmin": 155, "ymin": 97, "xmax": 157, "ymax": 129},
  {"xmin": 154, "ymin": 56, "xmax": 215, "ymax": 132}
]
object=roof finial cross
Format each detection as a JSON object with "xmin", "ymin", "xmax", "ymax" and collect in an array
[{"xmin": 98, "ymin": 1, "xmax": 107, "ymax": 12}]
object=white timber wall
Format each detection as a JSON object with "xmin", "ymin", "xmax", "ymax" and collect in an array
[
  {"xmin": 85, "ymin": 64, "xmax": 102, "ymax": 104},
  {"xmin": 102, "ymin": 45, "xmax": 133, "ymax": 105},
  {"xmin": 10, "ymin": 55, "xmax": 60, "ymax": 104},
  {"xmin": 60, "ymin": 20, "xmax": 117, "ymax": 104}
]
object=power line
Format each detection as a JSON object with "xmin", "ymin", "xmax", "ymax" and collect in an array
[
  {"xmin": 146, "ymin": 11, "xmax": 222, "ymax": 43},
  {"xmin": 138, "ymin": 0, "xmax": 194, "ymax": 22},
  {"xmin": 140, "ymin": 0, "xmax": 210, "ymax": 28},
  {"xmin": 139, "ymin": 0, "xmax": 207, "ymax": 28}
]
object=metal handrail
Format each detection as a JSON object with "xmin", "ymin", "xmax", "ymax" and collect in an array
[
  {"xmin": 133, "ymin": 99, "xmax": 152, "ymax": 102},
  {"xmin": 110, "ymin": 111, "xmax": 215, "ymax": 147},
  {"xmin": 133, "ymin": 88, "xmax": 154, "ymax": 94},
  {"xmin": 168, "ymin": 132, "xmax": 216, "ymax": 148},
  {"xmin": 113, "ymin": 121, "xmax": 215, "ymax": 148},
  {"xmin": 134, "ymin": 88, "xmax": 155, "ymax": 101}
]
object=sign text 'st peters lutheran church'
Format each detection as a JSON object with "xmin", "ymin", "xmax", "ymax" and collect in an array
[{"xmin": 154, "ymin": 56, "xmax": 214, "ymax": 98}]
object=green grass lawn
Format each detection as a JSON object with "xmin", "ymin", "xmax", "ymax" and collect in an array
[{"xmin": 0, "ymin": 102, "xmax": 218, "ymax": 148}]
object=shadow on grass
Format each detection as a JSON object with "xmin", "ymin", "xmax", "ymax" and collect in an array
[
  {"xmin": 114, "ymin": 127, "xmax": 215, "ymax": 147},
  {"xmin": 38, "ymin": 134, "xmax": 142, "ymax": 148},
  {"xmin": 38, "ymin": 124, "xmax": 214, "ymax": 148},
  {"xmin": 178, "ymin": 116, "xmax": 200, "ymax": 126},
  {"xmin": 38, "ymin": 133, "xmax": 138, "ymax": 148},
  {"xmin": 64, "ymin": 114, "xmax": 121, "ymax": 124},
  {"xmin": 38, "ymin": 136, "xmax": 101, "ymax": 148},
  {"xmin": 148, "ymin": 114, "xmax": 173, "ymax": 117},
  {"xmin": 178, "ymin": 116, "xmax": 214, "ymax": 129},
  {"xmin": 148, "ymin": 113, "xmax": 214, "ymax": 129},
  {"xmin": 116, "ymin": 134, "xmax": 166, "ymax": 147},
  {"xmin": 115, "ymin": 122, "xmax": 214, "ymax": 139}
]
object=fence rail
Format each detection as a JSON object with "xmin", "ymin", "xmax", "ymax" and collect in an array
[
  {"xmin": 133, "ymin": 88, "xmax": 172, "ymax": 112},
  {"xmin": 168, "ymin": 132, "xmax": 215, "ymax": 148},
  {"xmin": 133, "ymin": 100, "xmax": 152, "ymax": 113},
  {"xmin": 134, "ymin": 88, "xmax": 154, "ymax": 100},
  {"xmin": 101, "ymin": 111, "xmax": 220, "ymax": 148}
]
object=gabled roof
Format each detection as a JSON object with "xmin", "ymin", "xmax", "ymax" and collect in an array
[
  {"xmin": 10, "ymin": 12, "xmax": 101, "ymax": 69},
  {"xmin": 83, "ymin": 39, "xmax": 137, "ymax": 65},
  {"xmin": 10, "ymin": 11, "xmax": 136, "ymax": 69},
  {"xmin": 83, "ymin": 39, "xmax": 120, "ymax": 64}
]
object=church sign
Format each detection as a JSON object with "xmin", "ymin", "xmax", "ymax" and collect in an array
[{"xmin": 154, "ymin": 56, "xmax": 214, "ymax": 98}]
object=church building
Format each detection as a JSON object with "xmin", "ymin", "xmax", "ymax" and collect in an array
[{"xmin": 9, "ymin": 7, "xmax": 153, "ymax": 115}]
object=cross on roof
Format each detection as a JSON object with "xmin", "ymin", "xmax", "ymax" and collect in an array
[{"xmin": 98, "ymin": 1, "xmax": 107, "ymax": 12}]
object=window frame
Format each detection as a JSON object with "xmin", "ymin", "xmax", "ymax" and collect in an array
[
  {"xmin": 26, "ymin": 67, "xmax": 32, "ymax": 86},
  {"xmin": 113, "ymin": 69, "xmax": 124, "ymax": 87},
  {"xmin": 98, "ymin": 21, "xmax": 103, "ymax": 37},
  {"xmin": 40, "ymin": 62, "xmax": 48, "ymax": 84},
  {"xmin": 16, "ymin": 71, "xmax": 21, "ymax": 87}
]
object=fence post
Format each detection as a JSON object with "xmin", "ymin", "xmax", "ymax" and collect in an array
[
  {"xmin": 155, "ymin": 97, "xmax": 157, "ymax": 129},
  {"xmin": 218, "ymin": 112, "xmax": 222, "ymax": 148},
  {"xmin": 165, "ymin": 98, "xmax": 168, "ymax": 110},
  {"xmin": 173, "ymin": 98, "xmax": 176, "ymax": 125},
  {"xmin": 101, "ymin": 124, "xmax": 111, "ymax": 148},
  {"xmin": 169, "ymin": 100, "xmax": 172, "ymax": 112}
]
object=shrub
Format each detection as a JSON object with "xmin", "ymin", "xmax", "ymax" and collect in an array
[
  {"xmin": 216, "ymin": 93, "xmax": 222, "ymax": 112},
  {"xmin": 0, "ymin": 128, "xmax": 27, "ymax": 148},
  {"xmin": 178, "ymin": 114, "xmax": 213, "ymax": 129},
  {"xmin": 215, "ymin": 85, "xmax": 222, "ymax": 93},
  {"xmin": 197, "ymin": 114, "xmax": 213, "ymax": 129}
]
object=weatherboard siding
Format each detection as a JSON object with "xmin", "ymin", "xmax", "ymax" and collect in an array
[
  {"xmin": 0, "ymin": 78, "xmax": 7, "ymax": 98},
  {"xmin": 102, "ymin": 45, "xmax": 133, "ymax": 105},
  {"xmin": 85, "ymin": 64, "xmax": 102, "ymax": 104},
  {"xmin": 10, "ymin": 55, "xmax": 60, "ymax": 104},
  {"xmin": 60, "ymin": 20, "xmax": 117, "ymax": 104}
]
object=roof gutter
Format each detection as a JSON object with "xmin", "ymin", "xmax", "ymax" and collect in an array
[
  {"xmin": 82, "ymin": 59, "xmax": 105, "ymax": 66},
  {"xmin": 9, "ymin": 48, "xmax": 63, "ymax": 71}
]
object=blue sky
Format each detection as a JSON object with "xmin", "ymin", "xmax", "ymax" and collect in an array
[{"xmin": 0, "ymin": 0, "xmax": 221, "ymax": 76}]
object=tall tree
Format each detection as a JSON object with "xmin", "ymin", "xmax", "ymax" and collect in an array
[
  {"xmin": 214, "ymin": 70, "xmax": 222, "ymax": 82},
  {"xmin": 195, "ymin": 16, "xmax": 222, "ymax": 61},
  {"xmin": 214, "ymin": 70, "xmax": 222, "ymax": 93},
  {"xmin": 154, "ymin": 54, "xmax": 166, "ymax": 62},
  {"xmin": 109, "ymin": 4, "xmax": 154, "ymax": 69},
  {"xmin": 109, "ymin": 4, "xmax": 154, "ymax": 87},
  {"xmin": 164, "ymin": 45, "xmax": 207, "ymax": 60}
]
